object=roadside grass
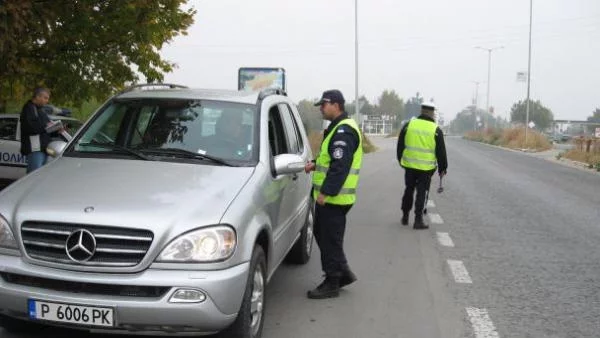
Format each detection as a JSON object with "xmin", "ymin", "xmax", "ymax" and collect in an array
[{"xmin": 464, "ymin": 127, "xmax": 552, "ymax": 152}]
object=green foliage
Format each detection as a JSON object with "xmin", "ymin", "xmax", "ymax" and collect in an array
[
  {"xmin": 377, "ymin": 90, "xmax": 405, "ymax": 129},
  {"xmin": 449, "ymin": 105, "xmax": 507, "ymax": 135},
  {"xmin": 0, "ymin": 0, "xmax": 195, "ymax": 111},
  {"xmin": 296, "ymin": 99, "xmax": 323, "ymax": 133},
  {"xmin": 405, "ymin": 92, "xmax": 424, "ymax": 120},
  {"xmin": 510, "ymin": 99, "xmax": 554, "ymax": 130},
  {"xmin": 588, "ymin": 108, "xmax": 600, "ymax": 123}
]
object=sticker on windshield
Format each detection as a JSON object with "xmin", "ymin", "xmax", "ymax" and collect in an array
[{"xmin": 197, "ymin": 149, "xmax": 207, "ymax": 155}]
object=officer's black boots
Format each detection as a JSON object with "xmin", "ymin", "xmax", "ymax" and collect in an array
[
  {"xmin": 414, "ymin": 215, "xmax": 429, "ymax": 230},
  {"xmin": 340, "ymin": 269, "xmax": 357, "ymax": 288},
  {"xmin": 307, "ymin": 276, "xmax": 341, "ymax": 299},
  {"xmin": 401, "ymin": 213, "xmax": 409, "ymax": 226}
]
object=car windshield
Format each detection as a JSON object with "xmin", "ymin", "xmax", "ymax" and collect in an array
[{"xmin": 67, "ymin": 99, "xmax": 258, "ymax": 165}]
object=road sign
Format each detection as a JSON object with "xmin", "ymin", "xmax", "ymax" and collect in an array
[
  {"xmin": 596, "ymin": 127, "xmax": 600, "ymax": 138},
  {"xmin": 238, "ymin": 67, "xmax": 286, "ymax": 91},
  {"xmin": 528, "ymin": 121, "xmax": 536, "ymax": 128},
  {"xmin": 517, "ymin": 72, "xmax": 527, "ymax": 82}
]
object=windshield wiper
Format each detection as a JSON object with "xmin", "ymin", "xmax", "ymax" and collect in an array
[
  {"xmin": 138, "ymin": 147, "xmax": 235, "ymax": 166},
  {"xmin": 77, "ymin": 142, "xmax": 152, "ymax": 161}
]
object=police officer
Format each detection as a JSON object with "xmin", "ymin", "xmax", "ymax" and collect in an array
[
  {"xmin": 304, "ymin": 89, "xmax": 363, "ymax": 299},
  {"xmin": 397, "ymin": 102, "xmax": 447, "ymax": 229}
]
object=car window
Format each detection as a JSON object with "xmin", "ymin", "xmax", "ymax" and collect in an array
[
  {"xmin": 71, "ymin": 99, "xmax": 258, "ymax": 164},
  {"xmin": 268, "ymin": 105, "xmax": 290, "ymax": 156},
  {"xmin": 0, "ymin": 118, "xmax": 18, "ymax": 141},
  {"xmin": 281, "ymin": 103, "xmax": 305, "ymax": 154},
  {"xmin": 278, "ymin": 104, "xmax": 299, "ymax": 154}
]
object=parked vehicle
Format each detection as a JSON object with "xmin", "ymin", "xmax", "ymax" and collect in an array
[{"xmin": 0, "ymin": 84, "xmax": 314, "ymax": 338}]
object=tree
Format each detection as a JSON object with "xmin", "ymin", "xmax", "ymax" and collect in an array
[
  {"xmin": 377, "ymin": 90, "xmax": 402, "ymax": 115},
  {"xmin": 0, "ymin": 0, "xmax": 195, "ymax": 112},
  {"xmin": 510, "ymin": 99, "xmax": 554, "ymax": 130},
  {"xmin": 346, "ymin": 95, "xmax": 376, "ymax": 117},
  {"xmin": 449, "ymin": 105, "xmax": 507, "ymax": 135},
  {"xmin": 588, "ymin": 108, "xmax": 600, "ymax": 123},
  {"xmin": 450, "ymin": 105, "xmax": 479, "ymax": 134},
  {"xmin": 405, "ymin": 92, "xmax": 424, "ymax": 120},
  {"xmin": 377, "ymin": 90, "xmax": 404, "ymax": 127},
  {"xmin": 296, "ymin": 99, "xmax": 323, "ymax": 133}
]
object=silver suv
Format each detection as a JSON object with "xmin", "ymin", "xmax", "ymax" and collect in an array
[{"xmin": 0, "ymin": 84, "xmax": 314, "ymax": 337}]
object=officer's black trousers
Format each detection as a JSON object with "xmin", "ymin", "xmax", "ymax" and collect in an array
[
  {"xmin": 314, "ymin": 203, "xmax": 352, "ymax": 277},
  {"xmin": 401, "ymin": 168, "xmax": 433, "ymax": 216}
]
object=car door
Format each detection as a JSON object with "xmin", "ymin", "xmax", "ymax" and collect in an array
[
  {"xmin": 265, "ymin": 103, "xmax": 298, "ymax": 263},
  {"xmin": 0, "ymin": 117, "xmax": 27, "ymax": 182},
  {"xmin": 277, "ymin": 103, "xmax": 312, "ymax": 243}
]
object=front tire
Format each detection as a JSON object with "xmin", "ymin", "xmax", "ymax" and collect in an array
[{"xmin": 218, "ymin": 246, "xmax": 267, "ymax": 338}]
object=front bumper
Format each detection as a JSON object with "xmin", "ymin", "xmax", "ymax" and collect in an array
[{"xmin": 0, "ymin": 255, "xmax": 249, "ymax": 335}]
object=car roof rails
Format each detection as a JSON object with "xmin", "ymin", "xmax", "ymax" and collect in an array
[
  {"xmin": 117, "ymin": 83, "xmax": 188, "ymax": 95},
  {"xmin": 256, "ymin": 88, "xmax": 287, "ymax": 104}
]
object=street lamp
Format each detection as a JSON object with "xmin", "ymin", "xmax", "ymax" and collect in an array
[
  {"xmin": 472, "ymin": 81, "xmax": 481, "ymax": 131},
  {"xmin": 475, "ymin": 46, "xmax": 504, "ymax": 129}
]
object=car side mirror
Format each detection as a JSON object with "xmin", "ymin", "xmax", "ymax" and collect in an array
[
  {"xmin": 46, "ymin": 140, "xmax": 67, "ymax": 158},
  {"xmin": 274, "ymin": 154, "xmax": 304, "ymax": 176}
]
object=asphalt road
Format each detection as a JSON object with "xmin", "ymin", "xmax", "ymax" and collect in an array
[
  {"xmin": 435, "ymin": 137, "xmax": 600, "ymax": 338},
  {"xmin": 3, "ymin": 136, "xmax": 600, "ymax": 338}
]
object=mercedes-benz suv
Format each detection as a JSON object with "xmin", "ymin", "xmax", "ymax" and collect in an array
[{"xmin": 0, "ymin": 84, "xmax": 314, "ymax": 338}]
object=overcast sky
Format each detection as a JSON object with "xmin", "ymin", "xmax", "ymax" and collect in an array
[{"xmin": 161, "ymin": 0, "xmax": 600, "ymax": 122}]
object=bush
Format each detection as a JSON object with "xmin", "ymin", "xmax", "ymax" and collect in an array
[
  {"xmin": 307, "ymin": 130, "xmax": 377, "ymax": 155},
  {"xmin": 464, "ymin": 127, "xmax": 551, "ymax": 151},
  {"xmin": 563, "ymin": 149, "xmax": 600, "ymax": 167}
]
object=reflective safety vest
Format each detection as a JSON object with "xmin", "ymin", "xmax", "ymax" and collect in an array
[
  {"xmin": 312, "ymin": 119, "xmax": 363, "ymax": 205},
  {"xmin": 400, "ymin": 119, "xmax": 437, "ymax": 171}
]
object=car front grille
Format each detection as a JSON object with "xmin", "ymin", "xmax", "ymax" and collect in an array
[
  {"xmin": 0, "ymin": 272, "xmax": 169, "ymax": 298},
  {"xmin": 21, "ymin": 222, "xmax": 154, "ymax": 267}
]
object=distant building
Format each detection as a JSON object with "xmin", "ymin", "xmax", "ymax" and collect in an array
[{"xmin": 361, "ymin": 114, "xmax": 394, "ymax": 135}]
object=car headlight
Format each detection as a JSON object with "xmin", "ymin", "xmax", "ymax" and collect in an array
[
  {"xmin": 157, "ymin": 225, "xmax": 236, "ymax": 262},
  {"xmin": 0, "ymin": 214, "xmax": 17, "ymax": 250}
]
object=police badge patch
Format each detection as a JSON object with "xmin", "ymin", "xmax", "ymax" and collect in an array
[{"xmin": 333, "ymin": 147, "xmax": 344, "ymax": 159}]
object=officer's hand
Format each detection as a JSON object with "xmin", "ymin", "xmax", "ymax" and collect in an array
[
  {"xmin": 317, "ymin": 193, "xmax": 326, "ymax": 206},
  {"xmin": 439, "ymin": 171, "xmax": 447, "ymax": 178},
  {"xmin": 304, "ymin": 162, "xmax": 316, "ymax": 174}
]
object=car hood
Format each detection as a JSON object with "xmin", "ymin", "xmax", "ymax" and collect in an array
[{"xmin": 2, "ymin": 157, "xmax": 255, "ymax": 233}]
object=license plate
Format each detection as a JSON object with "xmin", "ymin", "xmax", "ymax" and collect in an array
[{"xmin": 28, "ymin": 299, "xmax": 114, "ymax": 327}]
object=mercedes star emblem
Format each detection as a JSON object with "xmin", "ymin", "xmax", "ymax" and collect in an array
[{"xmin": 65, "ymin": 229, "xmax": 97, "ymax": 263}]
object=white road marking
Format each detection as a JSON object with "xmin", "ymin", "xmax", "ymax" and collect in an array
[
  {"xmin": 466, "ymin": 307, "xmax": 500, "ymax": 338},
  {"xmin": 427, "ymin": 199, "xmax": 436, "ymax": 208},
  {"xmin": 428, "ymin": 213, "xmax": 444, "ymax": 224},
  {"xmin": 436, "ymin": 232, "xmax": 455, "ymax": 247},
  {"xmin": 447, "ymin": 260, "xmax": 473, "ymax": 284}
]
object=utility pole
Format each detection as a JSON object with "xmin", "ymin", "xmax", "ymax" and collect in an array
[
  {"xmin": 476, "ymin": 46, "xmax": 504, "ymax": 129},
  {"xmin": 525, "ymin": 0, "xmax": 533, "ymax": 148}
]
